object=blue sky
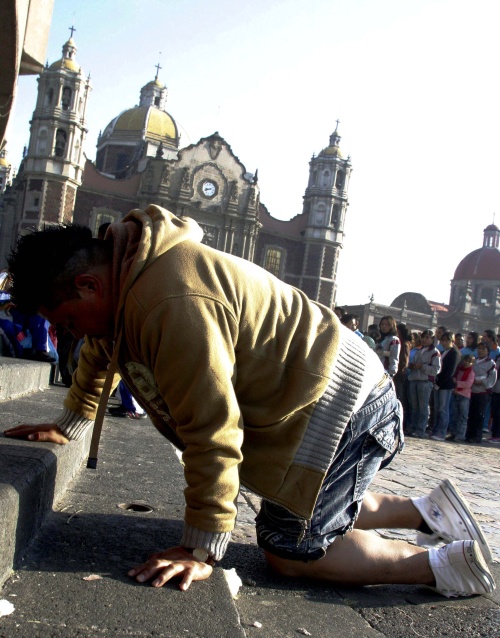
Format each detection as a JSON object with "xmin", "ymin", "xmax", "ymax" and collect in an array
[{"xmin": 6, "ymin": 0, "xmax": 500, "ymax": 306}]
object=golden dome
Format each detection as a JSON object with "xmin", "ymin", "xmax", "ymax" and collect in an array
[
  {"xmin": 49, "ymin": 58, "xmax": 81, "ymax": 72},
  {"xmin": 320, "ymin": 145, "xmax": 343, "ymax": 158},
  {"xmin": 113, "ymin": 106, "xmax": 177, "ymax": 142},
  {"xmin": 49, "ymin": 38, "xmax": 81, "ymax": 73},
  {"xmin": 144, "ymin": 79, "xmax": 164, "ymax": 89},
  {"xmin": 0, "ymin": 157, "xmax": 10, "ymax": 167}
]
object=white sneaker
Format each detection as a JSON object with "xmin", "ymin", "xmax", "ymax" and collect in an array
[
  {"xmin": 429, "ymin": 540, "xmax": 496, "ymax": 598},
  {"xmin": 413, "ymin": 479, "xmax": 493, "ymax": 563}
]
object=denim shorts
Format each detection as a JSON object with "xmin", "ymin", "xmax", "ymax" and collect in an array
[{"xmin": 255, "ymin": 379, "xmax": 403, "ymax": 561}]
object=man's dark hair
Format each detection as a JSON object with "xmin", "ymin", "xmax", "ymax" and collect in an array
[
  {"xmin": 340, "ymin": 313, "xmax": 357, "ymax": 326},
  {"xmin": 7, "ymin": 224, "xmax": 111, "ymax": 315},
  {"xmin": 483, "ymin": 329, "xmax": 497, "ymax": 344}
]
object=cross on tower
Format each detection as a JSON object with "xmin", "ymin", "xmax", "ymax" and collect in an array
[
  {"xmin": 335, "ymin": 118, "xmax": 340, "ymax": 130},
  {"xmin": 69, "ymin": 25, "xmax": 76, "ymax": 38},
  {"xmin": 155, "ymin": 62, "xmax": 162, "ymax": 80}
]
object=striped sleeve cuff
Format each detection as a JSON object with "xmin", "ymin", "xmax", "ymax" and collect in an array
[
  {"xmin": 180, "ymin": 525, "xmax": 232, "ymax": 562},
  {"xmin": 54, "ymin": 407, "xmax": 94, "ymax": 441}
]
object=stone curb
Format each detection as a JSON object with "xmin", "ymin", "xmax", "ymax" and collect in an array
[{"xmin": 0, "ymin": 382, "xmax": 92, "ymax": 587}]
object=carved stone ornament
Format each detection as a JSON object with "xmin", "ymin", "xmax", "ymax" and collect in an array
[
  {"xmin": 160, "ymin": 165, "xmax": 170, "ymax": 185},
  {"xmin": 230, "ymin": 181, "xmax": 238, "ymax": 202},
  {"xmin": 181, "ymin": 167, "xmax": 191, "ymax": 189},
  {"xmin": 208, "ymin": 137, "xmax": 222, "ymax": 160},
  {"xmin": 199, "ymin": 223, "xmax": 216, "ymax": 246}
]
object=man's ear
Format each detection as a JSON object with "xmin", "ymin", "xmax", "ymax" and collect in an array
[{"xmin": 74, "ymin": 274, "xmax": 104, "ymax": 296}]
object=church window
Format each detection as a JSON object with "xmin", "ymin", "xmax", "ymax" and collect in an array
[
  {"xmin": 44, "ymin": 87, "xmax": 54, "ymax": 107},
  {"xmin": 37, "ymin": 129, "xmax": 48, "ymax": 155},
  {"xmin": 93, "ymin": 211, "xmax": 117, "ymax": 236},
  {"xmin": 61, "ymin": 86, "xmax": 72, "ymax": 110},
  {"xmin": 54, "ymin": 129, "xmax": 67, "ymax": 158},
  {"xmin": 331, "ymin": 204, "xmax": 340, "ymax": 226},
  {"xmin": 315, "ymin": 203, "xmax": 326, "ymax": 225},
  {"xmin": 264, "ymin": 248, "xmax": 283, "ymax": 277},
  {"xmin": 154, "ymin": 96, "xmax": 161, "ymax": 106},
  {"xmin": 480, "ymin": 288, "xmax": 493, "ymax": 305},
  {"xmin": 335, "ymin": 171, "xmax": 344, "ymax": 189},
  {"xmin": 322, "ymin": 171, "xmax": 330, "ymax": 187},
  {"xmin": 312, "ymin": 170, "xmax": 317, "ymax": 186},
  {"xmin": 74, "ymin": 138, "xmax": 81, "ymax": 163}
]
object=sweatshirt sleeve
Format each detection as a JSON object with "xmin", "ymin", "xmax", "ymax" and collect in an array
[
  {"xmin": 485, "ymin": 363, "xmax": 497, "ymax": 390},
  {"xmin": 456, "ymin": 370, "xmax": 475, "ymax": 390},
  {"xmin": 63, "ymin": 336, "xmax": 119, "ymax": 419},
  {"xmin": 387, "ymin": 338, "xmax": 400, "ymax": 377},
  {"xmin": 138, "ymin": 295, "xmax": 241, "ymax": 560},
  {"xmin": 422, "ymin": 350, "xmax": 441, "ymax": 379}
]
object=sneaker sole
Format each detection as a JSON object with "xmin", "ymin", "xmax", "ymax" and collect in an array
[
  {"xmin": 463, "ymin": 541, "xmax": 496, "ymax": 594},
  {"xmin": 440, "ymin": 480, "xmax": 493, "ymax": 564}
]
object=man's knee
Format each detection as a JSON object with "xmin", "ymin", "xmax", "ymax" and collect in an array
[{"xmin": 263, "ymin": 550, "xmax": 309, "ymax": 577}]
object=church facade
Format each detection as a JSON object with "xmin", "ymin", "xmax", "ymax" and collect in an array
[{"xmin": 0, "ymin": 36, "xmax": 352, "ymax": 310}]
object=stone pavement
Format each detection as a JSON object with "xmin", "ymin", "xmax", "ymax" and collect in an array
[
  {"xmin": 230, "ymin": 437, "xmax": 500, "ymax": 637},
  {"xmin": 1, "ymin": 379, "xmax": 499, "ymax": 637}
]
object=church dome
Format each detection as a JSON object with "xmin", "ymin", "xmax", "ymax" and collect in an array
[
  {"xmin": 453, "ymin": 224, "xmax": 500, "ymax": 281},
  {"xmin": 320, "ymin": 124, "xmax": 343, "ymax": 157},
  {"xmin": 108, "ymin": 106, "xmax": 177, "ymax": 143},
  {"xmin": 453, "ymin": 248, "xmax": 500, "ymax": 281},
  {"xmin": 49, "ymin": 38, "xmax": 82, "ymax": 74}
]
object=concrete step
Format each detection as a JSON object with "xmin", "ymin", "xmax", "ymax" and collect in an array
[
  {"xmin": 0, "ymin": 385, "xmax": 91, "ymax": 586},
  {"xmin": 0, "ymin": 384, "xmax": 245, "ymax": 637},
  {"xmin": 0, "ymin": 356, "xmax": 53, "ymax": 402}
]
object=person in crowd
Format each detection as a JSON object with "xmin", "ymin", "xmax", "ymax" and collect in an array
[
  {"xmin": 394, "ymin": 323, "xmax": 411, "ymax": 426},
  {"xmin": 448, "ymin": 355, "xmax": 475, "ymax": 442},
  {"xmin": 376, "ymin": 316, "xmax": 401, "ymax": 378},
  {"xmin": 466, "ymin": 343, "xmax": 497, "ymax": 444},
  {"xmin": 333, "ymin": 307, "xmax": 345, "ymax": 320},
  {"xmin": 109, "ymin": 380, "xmax": 147, "ymax": 420},
  {"xmin": 454, "ymin": 333, "xmax": 465, "ymax": 350},
  {"xmin": 339, "ymin": 313, "xmax": 364, "ymax": 338},
  {"xmin": 482, "ymin": 330, "xmax": 500, "ymax": 362},
  {"xmin": 480, "ymin": 330, "xmax": 500, "ymax": 434},
  {"xmin": 0, "ymin": 292, "xmax": 24, "ymax": 357},
  {"xmin": 367, "ymin": 324, "xmax": 381, "ymax": 343},
  {"xmin": 4, "ymin": 207, "xmax": 495, "ymax": 598},
  {"xmin": 407, "ymin": 330, "xmax": 441, "ymax": 438},
  {"xmin": 434, "ymin": 326, "xmax": 447, "ymax": 353},
  {"xmin": 460, "ymin": 332, "xmax": 479, "ymax": 359},
  {"xmin": 431, "ymin": 332, "xmax": 461, "ymax": 441},
  {"xmin": 487, "ymin": 356, "xmax": 500, "ymax": 444}
]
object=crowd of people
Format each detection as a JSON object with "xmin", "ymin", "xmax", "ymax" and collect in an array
[{"xmin": 337, "ymin": 311, "xmax": 500, "ymax": 445}]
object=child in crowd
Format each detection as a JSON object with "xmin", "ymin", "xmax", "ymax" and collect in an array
[
  {"xmin": 448, "ymin": 355, "xmax": 475, "ymax": 442},
  {"xmin": 489, "ymin": 357, "xmax": 500, "ymax": 443}
]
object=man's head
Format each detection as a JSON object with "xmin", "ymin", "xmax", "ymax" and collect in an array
[
  {"xmin": 8, "ymin": 224, "xmax": 114, "ymax": 339},
  {"xmin": 435, "ymin": 326, "xmax": 447, "ymax": 340},
  {"xmin": 482, "ymin": 329, "xmax": 497, "ymax": 347},
  {"xmin": 340, "ymin": 313, "xmax": 358, "ymax": 331}
]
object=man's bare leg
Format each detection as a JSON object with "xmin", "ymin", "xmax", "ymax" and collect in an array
[
  {"xmin": 264, "ymin": 529, "xmax": 433, "ymax": 586},
  {"xmin": 354, "ymin": 491, "xmax": 423, "ymax": 531}
]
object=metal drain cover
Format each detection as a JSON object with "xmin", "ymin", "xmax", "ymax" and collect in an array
[{"xmin": 117, "ymin": 501, "xmax": 154, "ymax": 513}]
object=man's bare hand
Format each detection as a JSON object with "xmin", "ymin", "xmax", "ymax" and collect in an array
[
  {"xmin": 3, "ymin": 424, "xmax": 69, "ymax": 445},
  {"xmin": 128, "ymin": 546, "xmax": 213, "ymax": 591}
]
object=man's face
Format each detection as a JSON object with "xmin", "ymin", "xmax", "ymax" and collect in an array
[
  {"xmin": 346, "ymin": 318, "xmax": 357, "ymax": 331},
  {"xmin": 482, "ymin": 332, "xmax": 493, "ymax": 346},
  {"xmin": 39, "ymin": 291, "xmax": 114, "ymax": 340}
]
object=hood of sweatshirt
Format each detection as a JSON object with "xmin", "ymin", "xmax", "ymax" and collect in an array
[{"xmin": 105, "ymin": 204, "xmax": 204, "ymax": 335}]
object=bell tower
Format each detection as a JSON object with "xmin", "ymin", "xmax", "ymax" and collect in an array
[
  {"xmin": 299, "ymin": 122, "xmax": 352, "ymax": 307},
  {"xmin": 17, "ymin": 28, "xmax": 91, "ymax": 231}
]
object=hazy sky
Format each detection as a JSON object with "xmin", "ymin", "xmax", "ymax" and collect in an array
[{"xmin": 5, "ymin": 0, "xmax": 500, "ymax": 306}]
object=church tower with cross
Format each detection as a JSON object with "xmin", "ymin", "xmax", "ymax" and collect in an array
[
  {"xmin": 296, "ymin": 123, "xmax": 353, "ymax": 307},
  {"xmin": 14, "ymin": 27, "xmax": 91, "ymax": 232},
  {"xmin": 95, "ymin": 61, "xmax": 179, "ymax": 177}
]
